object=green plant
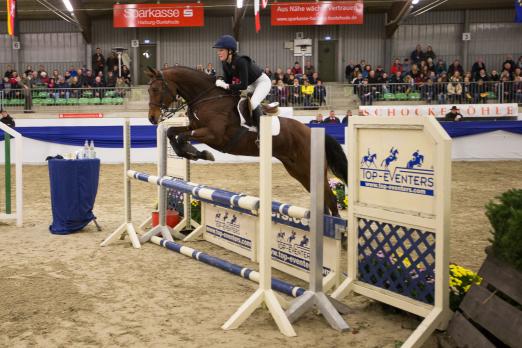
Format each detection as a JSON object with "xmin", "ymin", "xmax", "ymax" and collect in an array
[
  {"xmin": 485, "ymin": 189, "xmax": 522, "ymax": 271},
  {"xmin": 328, "ymin": 178, "xmax": 347, "ymax": 210},
  {"xmin": 449, "ymin": 264, "xmax": 482, "ymax": 311},
  {"xmin": 191, "ymin": 199, "xmax": 201, "ymax": 223}
]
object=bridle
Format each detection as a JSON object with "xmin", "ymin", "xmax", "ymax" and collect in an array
[{"xmin": 148, "ymin": 70, "xmax": 237, "ymax": 122}]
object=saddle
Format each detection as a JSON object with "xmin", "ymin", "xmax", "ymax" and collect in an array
[{"xmin": 237, "ymin": 97, "xmax": 279, "ymax": 130}]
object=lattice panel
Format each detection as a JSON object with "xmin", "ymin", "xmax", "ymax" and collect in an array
[{"xmin": 357, "ymin": 217, "xmax": 436, "ymax": 305}]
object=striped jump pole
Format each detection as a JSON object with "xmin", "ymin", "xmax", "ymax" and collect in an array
[
  {"xmin": 127, "ymin": 170, "xmax": 311, "ymax": 220},
  {"xmin": 151, "ymin": 236, "xmax": 305, "ymax": 298},
  {"xmin": 0, "ymin": 121, "xmax": 23, "ymax": 227}
]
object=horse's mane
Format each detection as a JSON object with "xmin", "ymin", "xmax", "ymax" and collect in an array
[{"xmin": 164, "ymin": 66, "xmax": 216, "ymax": 86}]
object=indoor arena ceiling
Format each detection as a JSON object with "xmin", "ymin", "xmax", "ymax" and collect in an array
[{"xmin": 7, "ymin": 0, "xmax": 518, "ymax": 20}]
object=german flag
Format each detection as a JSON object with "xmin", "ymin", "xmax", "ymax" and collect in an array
[{"xmin": 7, "ymin": 0, "xmax": 19, "ymax": 37}]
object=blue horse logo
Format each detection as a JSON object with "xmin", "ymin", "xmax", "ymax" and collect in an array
[
  {"xmin": 360, "ymin": 149, "xmax": 378, "ymax": 168},
  {"xmin": 407, "ymin": 150, "xmax": 424, "ymax": 168},
  {"xmin": 381, "ymin": 147, "xmax": 399, "ymax": 169}
]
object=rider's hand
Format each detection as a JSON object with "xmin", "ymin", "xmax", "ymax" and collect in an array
[{"xmin": 215, "ymin": 79, "xmax": 229, "ymax": 90}]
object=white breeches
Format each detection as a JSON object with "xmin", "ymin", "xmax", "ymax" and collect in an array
[{"xmin": 246, "ymin": 73, "xmax": 271, "ymax": 109}]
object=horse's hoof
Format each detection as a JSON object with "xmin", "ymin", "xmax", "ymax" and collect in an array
[{"xmin": 201, "ymin": 150, "xmax": 215, "ymax": 161}]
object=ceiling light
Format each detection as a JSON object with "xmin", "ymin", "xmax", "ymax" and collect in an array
[
  {"xmin": 62, "ymin": 0, "xmax": 74, "ymax": 13},
  {"xmin": 237, "ymin": 0, "xmax": 243, "ymax": 8},
  {"xmin": 412, "ymin": 0, "xmax": 419, "ymax": 4}
]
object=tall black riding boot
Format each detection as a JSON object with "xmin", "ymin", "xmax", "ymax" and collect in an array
[{"xmin": 252, "ymin": 105, "xmax": 264, "ymax": 129}]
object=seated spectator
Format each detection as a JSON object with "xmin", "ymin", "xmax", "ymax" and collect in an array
[
  {"xmin": 304, "ymin": 60, "xmax": 315, "ymax": 79},
  {"xmin": 362, "ymin": 65, "xmax": 372, "ymax": 78},
  {"xmin": 97, "ymin": 70, "xmax": 106, "ymax": 84},
  {"xmin": 309, "ymin": 72, "xmax": 320, "ymax": 84},
  {"xmin": 445, "ymin": 106, "xmax": 463, "ymax": 121},
  {"xmin": 490, "ymin": 70, "xmax": 500, "ymax": 81},
  {"xmin": 435, "ymin": 77, "xmax": 447, "ymax": 104},
  {"xmin": 273, "ymin": 80, "xmax": 288, "ymax": 106},
  {"xmin": 447, "ymin": 77, "xmax": 463, "ymax": 103},
  {"xmin": 313, "ymin": 79, "xmax": 326, "ymax": 106},
  {"xmin": 323, "ymin": 110, "xmax": 340, "ymax": 124},
  {"xmin": 4, "ymin": 64, "xmax": 15, "ymax": 78},
  {"xmin": 68, "ymin": 66, "xmax": 78, "ymax": 78},
  {"xmin": 462, "ymin": 77, "xmax": 473, "ymax": 104},
  {"xmin": 115, "ymin": 77, "xmax": 127, "ymax": 97},
  {"xmin": 403, "ymin": 75, "xmax": 415, "ymax": 94},
  {"xmin": 341, "ymin": 110, "xmax": 352, "ymax": 125},
  {"xmin": 410, "ymin": 44, "xmax": 425, "ymax": 64},
  {"xmin": 83, "ymin": 70, "xmax": 95, "ymax": 87},
  {"xmin": 402, "ymin": 58, "xmax": 411, "ymax": 75},
  {"xmin": 263, "ymin": 66, "xmax": 272, "ymax": 79},
  {"xmin": 69, "ymin": 76, "xmax": 80, "ymax": 98},
  {"xmin": 390, "ymin": 58, "xmax": 402, "ymax": 76},
  {"xmin": 501, "ymin": 62, "xmax": 514, "ymax": 80},
  {"xmin": 36, "ymin": 65, "xmax": 47, "ymax": 77},
  {"xmin": 352, "ymin": 72, "xmax": 363, "ymax": 93},
  {"xmin": 47, "ymin": 77, "xmax": 56, "ymax": 90},
  {"xmin": 517, "ymin": 56, "xmax": 522, "ymax": 69},
  {"xmin": 358, "ymin": 79, "xmax": 373, "ymax": 105},
  {"xmin": 475, "ymin": 68, "xmax": 489, "ymax": 82},
  {"xmin": 426, "ymin": 57, "xmax": 435, "ymax": 72},
  {"xmin": 205, "ymin": 63, "xmax": 216, "ymax": 77},
  {"xmin": 434, "ymin": 59, "xmax": 447, "ymax": 75},
  {"xmin": 474, "ymin": 79, "xmax": 488, "ymax": 104},
  {"xmin": 106, "ymin": 71, "xmax": 117, "ymax": 88},
  {"xmin": 285, "ymin": 73, "xmax": 296, "ymax": 86},
  {"xmin": 289, "ymin": 79, "xmax": 302, "ymax": 105},
  {"xmin": 274, "ymin": 68, "xmax": 285, "ymax": 83},
  {"xmin": 471, "ymin": 57, "xmax": 486, "ymax": 80},
  {"xmin": 1, "ymin": 109, "xmax": 15, "ymax": 128},
  {"xmin": 448, "ymin": 59, "xmax": 464, "ymax": 77},
  {"xmin": 24, "ymin": 65, "xmax": 33, "ymax": 76},
  {"xmin": 375, "ymin": 66, "xmax": 385, "ymax": 79},
  {"xmin": 389, "ymin": 71, "xmax": 404, "ymax": 93},
  {"xmin": 380, "ymin": 73, "xmax": 390, "ymax": 93},
  {"xmin": 309, "ymin": 113, "xmax": 324, "ymax": 124},
  {"xmin": 51, "ymin": 69, "xmax": 60, "ymax": 81},
  {"xmin": 450, "ymin": 70, "xmax": 462, "ymax": 82},
  {"xmin": 291, "ymin": 62, "xmax": 303, "ymax": 79},
  {"xmin": 121, "ymin": 65, "xmax": 131, "ymax": 86},
  {"xmin": 503, "ymin": 55, "xmax": 516, "ymax": 72},
  {"xmin": 421, "ymin": 79, "xmax": 436, "ymax": 104},
  {"xmin": 107, "ymin": 52, "xmax": 119, "ymax": 72},
  {"xmin": 64, "ymin": 70, "xmax": 72, "ymax": 82},
  {"xmin": 55, "ymin": 76, "xmax": 70, "ymax": 99},
  {"xmin": 91, "ymin": 76, "xmax": 106, "ymax": 98},
  {"xmin": 425, "ymin": 45, "xmax": 436, "ymax": 60},
  {"xmin": 514, "ymin": 67, "xmax": 522, "ymax": 79},
  {"xmin": 301, "ymin": 79, "xmax": 314, "ymax": 107},
  {"xmin": 501, "ymin": 76, "xmax": 513, "ymax": 102}
]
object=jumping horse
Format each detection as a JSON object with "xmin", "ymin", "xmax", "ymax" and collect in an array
[{"xmin": 145, "ymin": 66, "xmax": 348, "ymax": 216}]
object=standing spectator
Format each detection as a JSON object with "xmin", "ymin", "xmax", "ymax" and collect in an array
[
  {"xmin": 304, "ymin": 60, "xmax": 315, "ymax": 79},
  {"xmin": 55, "ymin": 76, "xmax": 70, "ymax": 100},
  {"xmin": 106, "ymin": 71, "xmax": 117, "ymax": 88},
  {"xmin": 516, "ymin": 56, "xmax": 522, "ymax": 69},
  {"xmin": 309, "ymin": 72, "xmax": 320, "ymax": 84},
  {"xmin": 24, "ymin": 65, "xmax": 33, "ymax": 76},
  {"xmin": 274, "ymin": 68, "xmax": 284, "ymax": 83},
  {"xmin": 475, "ymin": 68, "xmax": 489, "ymax": 82},
  {"xmin": 121, "ymin": 65, "xmax": 131, "ymax": 86},
  {"xmin": 448, "ymin": 59, "xmax": 464, "ymax": 77},
  {"xmin": 390, "ymin": 58, "xmax": 402, "ymax": 75},
  {"xmin": 301, "ymin": 79, "xmax": 314, "ymax": 107},
  {"xmin": 425, "ymin": 45, "xmax": 436, "ymax": 60},
  {"xmin": 92, "ymin": 47, "xmax": 105, "ymax": 75},
  {"xmin": 462, "ymin": 76, "xmax": 473, "ymax": 103},
  {"xmin": 205, "ymin": 63, "xmax": 216, "ymax": 77},
  {"xmin": 514, "ymin": 76, "xmax": 522, "ymax": 103},
  {"xmin": 323, "ymin": 110, "xmax": 340, "ymax": 124},
  {"xmin": 345, "ymin": 61, "xmax": 355, "ymax": 81},
  {"xmin": 341, "ymin": 110, "xmax": 352, "ymax": 125},
  {"xmin": 445, "ymin": 106, "xmax": 463, "ymax": 121},
  {"xmin": 501, "ymin": 75, "xmax": 513, "ymax": 102},
  {"xmin": 36, "ymin": 65, "xmax": 47, "ymax": 77},
  {"xmin": 501, "ymin": 62, "xmax": 514, "ymax": 80},
  {"xmin": 435, "ymin": 76, "xmax": 447, "ymax": 104},
  {"xmin": 402, "ymin": 58, "xmax": 411, "ymax": 75},
  {"xmin": 490, "ymin": 70, "xmax": 500, "ymax": 81},
  {"xmin": 274, "ymin": 80, "xmax": 288, "ymax": 106},
  {"xmin": 309, "ymin": 113, "xmax": 324, "ymax": 124},
  {"xmin": 358, "ymin": 79, "xmax": 373, "ymax": 105},
  {"xmin": 291, "ymin": 61, "xmax": 303, "ymax": 78},
  {"xmin": 474, "ymin": 79, "xmax": 488, "ymax": 104},
  {"xmin": 106, "ymin": 52, "xmax": 119, "ymax": 73},
  {"xmin": 289, "ymin": 79, "xmax": 302, "ymax": 105},
  {"xmin": 410, "ymin": 44, "xmax": 425, "ymax": 64},
  {"xmin": 1, "ymin": 109, "xmax": 15, "ymax": 127},
  {"xmin": 471, "ymin": 57, "xmax": 486, "ymax": 80},
  {"xmin": 313, "ymin": 79, "xmax": 326, "ymax": 106},
  {"xmin": 17, "ymin": 74, "xmax": 34, "ymax": 113}
]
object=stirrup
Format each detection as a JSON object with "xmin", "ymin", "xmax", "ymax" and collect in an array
[{"xmin": 262, "ymin": 102, "xmax": 279, "ymax": 114}]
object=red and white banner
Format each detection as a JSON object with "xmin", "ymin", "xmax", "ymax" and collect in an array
[
  {"xmin": 59, "ymin": 113, "xmax": 103, "ymax": 119},
  {"xmin": 358, "ymin": 104, "xmax": 519, "ymax": 118},
  {"xmin": 271, "ymin": 1, "xmax": 363, "ymax": 26},
  {"xmin": 113, "ymin": 4, "xmax": 204, "ymax": 28}
]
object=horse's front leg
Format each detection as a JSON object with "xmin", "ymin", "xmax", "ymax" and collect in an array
[{"xmin": 166, "ymin": 126, "xmax": 215, "ymax": 161}]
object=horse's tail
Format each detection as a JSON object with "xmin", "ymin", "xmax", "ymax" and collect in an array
[{"xmin": 325, "ymin": 134, "xmax": 348, "ymax": 184}]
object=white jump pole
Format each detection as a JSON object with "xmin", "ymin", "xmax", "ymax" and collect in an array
[
  {"xmin": 100, "ymin": 119, "xmax": 141, "ymax": 248},
  {"xmin": 222, "ymin": 115, "xmax": 296, "ymax": 336}
]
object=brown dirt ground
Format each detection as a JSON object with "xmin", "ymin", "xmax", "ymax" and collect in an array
[{"xmin": 1, "ymin": 161, "xmax": 521, "ymax": 347}]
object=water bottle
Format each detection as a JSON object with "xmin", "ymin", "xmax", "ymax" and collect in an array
[
  {"xmin": 89, "ymin": 140, "xmax": 96, "ymax": 159},
  {"xmin": 83, "ymin": 140, "xmax": 89, "ymax": 158}
]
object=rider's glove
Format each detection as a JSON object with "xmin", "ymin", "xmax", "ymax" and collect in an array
[{"xmin": 215, "ymin": 79, "xmax": 230, "ymax": 90}]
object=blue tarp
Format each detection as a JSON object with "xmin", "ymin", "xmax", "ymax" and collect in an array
[
  {"xmin": 48, "ymin": 158, "xmax": 100, "ymax": 234},
  {"xmin": 1, "ymin": 121, "xmax": 522, "ymax": 147}
]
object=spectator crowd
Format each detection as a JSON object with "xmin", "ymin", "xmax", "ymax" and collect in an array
[{"xmin": 345, "ymin": 45, "xmax": 522, "ymax": 105}]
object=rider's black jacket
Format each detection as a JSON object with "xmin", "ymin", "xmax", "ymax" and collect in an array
[{"xmin": 222, "ymin": 54, "xmax": 263, "ymax": 92}]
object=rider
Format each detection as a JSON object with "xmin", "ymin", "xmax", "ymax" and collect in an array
[{"xmin": 213, "ymin": 35, "xmax": 274, "ymax": 127}]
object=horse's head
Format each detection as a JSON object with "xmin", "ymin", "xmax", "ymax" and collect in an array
[{"xmin": 145, "ymin": 66, "xmax": 177, "ymax": 124}]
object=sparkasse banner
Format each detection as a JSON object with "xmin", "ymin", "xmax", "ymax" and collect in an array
[
  {"xmin": 271, "ymin": 1, "xmax": 363, "ymax": 26},
  {"xmin": 113, "ymin": 3, "xmax": 204, "ymax": 28}
]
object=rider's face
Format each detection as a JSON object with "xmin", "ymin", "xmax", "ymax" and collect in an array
[{"xmin": 217, "ymin": 49, "xmax": 228, "ymax": 61}]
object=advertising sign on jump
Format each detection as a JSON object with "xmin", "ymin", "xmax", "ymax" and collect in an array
[
  {"xmin": 271, "ymin": 1, "xmax": 363, "ymax": 26},
  {"xmin": 113, "ymin": 3, "xmax": 204, "ymax": 28}
]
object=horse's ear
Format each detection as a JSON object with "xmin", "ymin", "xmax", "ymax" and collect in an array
[{"xmin": 144, "ymin": 66, "xmax": 159, "ymax": 79}]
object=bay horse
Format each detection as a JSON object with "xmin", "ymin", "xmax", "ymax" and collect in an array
[{"xmin": 145, "ymin": 66, "xmax": 348, "ymax": 216}]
